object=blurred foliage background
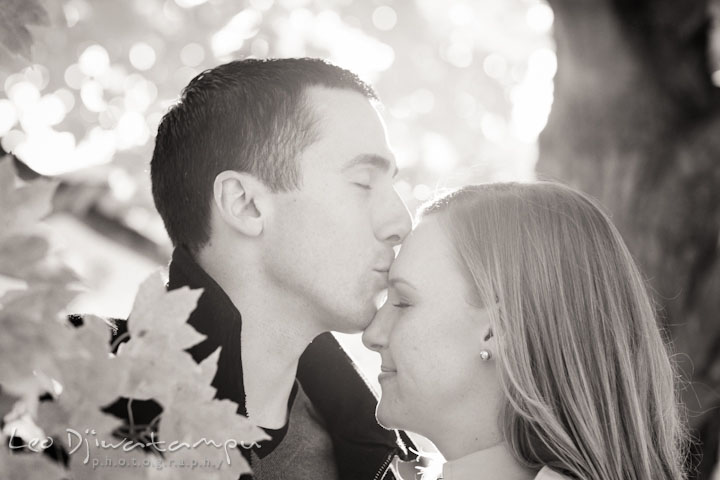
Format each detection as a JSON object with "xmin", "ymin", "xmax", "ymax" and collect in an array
[
  {"xmin": 1, "ymin": 0, "xmax": 720, "ymax": 478},
  {"xmin": 0, "ymin": 0, "xmax": 557, "ymax": 316}
]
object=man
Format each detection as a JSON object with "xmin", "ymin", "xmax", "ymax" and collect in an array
[{"xmin": 139, "ymin": 58, "xmax": 415, "ymax": 478}]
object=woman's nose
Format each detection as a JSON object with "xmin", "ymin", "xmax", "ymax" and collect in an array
[{"xmin": 362, "ymin": 308, "xmax": 391, "ymax": 353}]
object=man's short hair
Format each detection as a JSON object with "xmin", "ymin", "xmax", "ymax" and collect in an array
[{"xmin": 151, "ymin": 58, "xmax": 377, "ymax": 255}]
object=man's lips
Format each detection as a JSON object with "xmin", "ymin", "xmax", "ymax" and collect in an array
[
  {"xmin": 380, "ymin": 365, "xmax": 396, "ymax": 373},
  {"xmin": 374, "ymin": 251, "xmax": 396, "ymax": 274}
]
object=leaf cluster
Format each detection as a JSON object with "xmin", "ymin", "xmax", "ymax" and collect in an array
[{"xmin": 0, "ymin": 156, "xmax": 267, "ymax": 479}]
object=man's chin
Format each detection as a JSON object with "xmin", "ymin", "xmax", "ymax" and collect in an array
[
  {"xmin": 322, "ymin": 294, "xmax": 378, "ymax": 332},
  {"xmin": 331, "ymin": 314, "xmax": 373, "ymax": 334},
  {"xmin": 332, "ymin": 312, "xmax": 374, "ymax": 334}
]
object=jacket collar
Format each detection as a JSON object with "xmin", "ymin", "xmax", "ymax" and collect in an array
[{"xmin": 167, "ymin": 247, "xmax": 416, "ymax": 475}]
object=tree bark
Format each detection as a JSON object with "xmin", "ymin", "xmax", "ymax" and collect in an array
[{"xmin": 537, "ymin": 0, "xmax": 720, "ymax": 478}]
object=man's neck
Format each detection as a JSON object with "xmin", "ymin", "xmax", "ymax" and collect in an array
[
  {"xmin": 239, "ymin": 299, "xmax": 321, "ymax": 429},
  {"xmin": 197, "ymin": 250, "xmax": 323, "ymax": 429}
]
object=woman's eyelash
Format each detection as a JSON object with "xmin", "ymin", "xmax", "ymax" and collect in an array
[
  {"xmin": 353, "ymin": 183, "xmax": 371, "ymax": 190},
  {"xmin": 392, "ymin": 302, "xmax": 410, "ymax": 308}
]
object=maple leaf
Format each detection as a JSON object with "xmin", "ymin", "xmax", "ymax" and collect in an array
[
  {"xmin": 0, "ymin": 0, "xmax": 50, "ymax": 61},
  {"xmin": 110, "ymin": 273, "xmax": 267, "ymax": 478},
  {"xmin": 0, "ymin": 278, "xmax": 81, "ymax": 400},
  {"xmin": 0, "ymin": 446, "xmax": 67, "ymax": 480},
  {"xmin": 123, "ymin": 271, "xmax": 206, "ymax": 354},
  {"xmin": 0, "ymin": 234, "xmax": 80, "ymax": 284},
  {"xmin": 52, "ymin": 315, "xmax": 130, "ymax": 410},
  {"xmin": 159, "ymin": 350, "xmax": 269, "ymax": 480},
  {"xmin": 114, "ymin": 271, "xmax": 206, "ymax": 402},
  {"xmin": 0, "ymin": 158, "xmax": 58, "ymax": 233},
  {"xmin": 0, "ymin": 286, "xmax": 80, "ymax": 323},
  {"xmin": 35, "ymin": 397, "xmax": 139, "ymax": 480},
  {"xmin": 0, "ymin": 153, "xmax": 98, "ymax": 478},
  {"xmin": 0, "ymin": 305, "xmax": 76, "ymax": 399},
  {"xmin": 0, "ymin": 152, "xmax": 266, "ymax": 479}
]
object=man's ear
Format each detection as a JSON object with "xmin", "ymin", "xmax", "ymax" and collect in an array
[{"xmin": 213, "ymin": 171, "xmax": 270, "ymax": 237}]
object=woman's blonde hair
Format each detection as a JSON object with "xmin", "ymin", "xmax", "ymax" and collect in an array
[{"xmin": 422, "ymin": 182, "xmax": 687, "ymax": 480}]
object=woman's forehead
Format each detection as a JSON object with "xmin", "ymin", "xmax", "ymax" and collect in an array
[{"xmin": 392, "ymin": 217, "xmax": 462, "ymax": 285}]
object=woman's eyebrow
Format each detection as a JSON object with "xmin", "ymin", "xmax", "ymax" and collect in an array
[{"xmin": 389, "ymin": 277, "xmax": 417, "ymax": 290}]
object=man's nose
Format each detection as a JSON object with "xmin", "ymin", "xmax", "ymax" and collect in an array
[
  {"xmin": 362, "ymin": 308, "xmax": 390, "ymax": 353},
  {"xmin": 376, "ymin": 189, "xmax": 412, "ymax": 246}
]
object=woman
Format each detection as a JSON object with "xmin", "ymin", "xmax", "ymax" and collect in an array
[{"xmin": 362, "ymin": 182, "xmax": 688, "ymax": 480}]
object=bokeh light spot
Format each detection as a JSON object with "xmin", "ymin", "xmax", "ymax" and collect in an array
[
  {"xmin": 174, "ymin": 0, "xmax": 208, "ymax": 8},
  {"xmin": 79, "ymin": 45, "xmax": 111, "ymax": 77},
  {"xmin": 22, "ymin": 65, "xmax": 50, "ymax": 91},
  {"xmin": 526, "ymin": 3, "xmax": 554, "ymax": 33},
  {"xmin": 7, "ymin": 81, "xmax": 40, "ymax": 107},
  {"xmin": 212, "ymin": 9, "xmax": 262, "ymax": 57},
  {"xmin": 483, "ymin": 53, "xmax": 507, "ymax": 79},
  {"xmin": 129, "ymin": 42, "xmax": 157, "ymax": 71},
  {"xmin": 116, "ymin": 111, "xmax": 149, "ymax": 149},
  {"xmin": 1, "ymin": 129, "xmax": 26, "ymax": 152},
  {"xmin": 372, "ymin": 6, "xmax": 397, "ymax": 31},
  {"xmin": 37, "ymin": 95, "xmax": 67, "ymax": 126},
  {"xmin": 13, "ymin": 129, "xmax": 77, "ymax": 175},
  {"xmin": 64, "ymin": 64, "xmax": 84, "ymax": 89},
  {"xmin": 124, "ymin": 77, "xmax": 158, "ymax": 113},
  {"xmin": 527, "ymin": 48, "xmax": 557, "ymax": 79},
  {"xmin": 54, "ymin": 89, "xmax": 76, "ymax": 113},
  {"xmin": 62, "ymin": 0, "xmax": 91, "ymax": 28},
  {"xmin": 444, "ymin": 41, "xmax": 473, "ymax": 68},
  {"xmin": 80, "ymin": 80, "xmax": 107, "ymax": 112}
]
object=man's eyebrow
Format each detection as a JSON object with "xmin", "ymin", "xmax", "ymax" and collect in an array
[
  {"xmin": 389, "ymin": 277, "xmax": 417, "ymax": 290},
  {"xmin": 342, "ymin": 154, "xmax": 399, "ymax": 179}
]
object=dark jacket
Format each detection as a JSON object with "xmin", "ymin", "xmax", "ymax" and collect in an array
[{"xmin": 104, "ymin": 247, "xmax": 415, "ymax": 479}]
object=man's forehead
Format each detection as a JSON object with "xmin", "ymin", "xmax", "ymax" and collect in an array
[{"xmin": 300, "ymin": 86, "xmax": 396, "ymax": 176}]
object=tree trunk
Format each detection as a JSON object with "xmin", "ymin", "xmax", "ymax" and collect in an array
[{"xmin": 537, "ymin": 0, "xmax": 720, "ymax": 478}]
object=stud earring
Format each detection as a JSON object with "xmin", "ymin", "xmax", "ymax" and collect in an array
[{"xmin": 479, "ymin": 350, "xmax": 492, "ymax": 361}]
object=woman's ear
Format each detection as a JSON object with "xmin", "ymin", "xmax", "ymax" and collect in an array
[
  {"xmin": 477, "ymin": 306, "xmax": 498, "ymax": 360},
  {"xmin": 213, "ymin": 171, "xmax": 270, "ymax": 237},
  {"xmin": 483, "ymin": 327, "xmax": 494, "ymax": 343}
]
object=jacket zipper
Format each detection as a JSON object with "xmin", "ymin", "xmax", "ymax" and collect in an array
[
  {"xmin": 373, "ymin": 451, "xmax": 395, "ymax": 480},
  {"xmin": 248, "ymin": 449, "xmax": 254, "ymax": 478}
]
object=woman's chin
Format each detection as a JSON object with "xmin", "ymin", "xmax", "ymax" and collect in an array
[{"xmin": 375, "ymin": 400, "xmax": 407, "ymax": 432}]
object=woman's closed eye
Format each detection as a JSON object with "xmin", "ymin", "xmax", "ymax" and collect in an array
[{"xmin": 392, "ymin": 301, "xmax": 411, "ymax": 308}]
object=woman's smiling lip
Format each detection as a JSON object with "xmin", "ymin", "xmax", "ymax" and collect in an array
[{"xmin": 379, "ymin": 365, "xmax": 397, "ymax": 381}]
